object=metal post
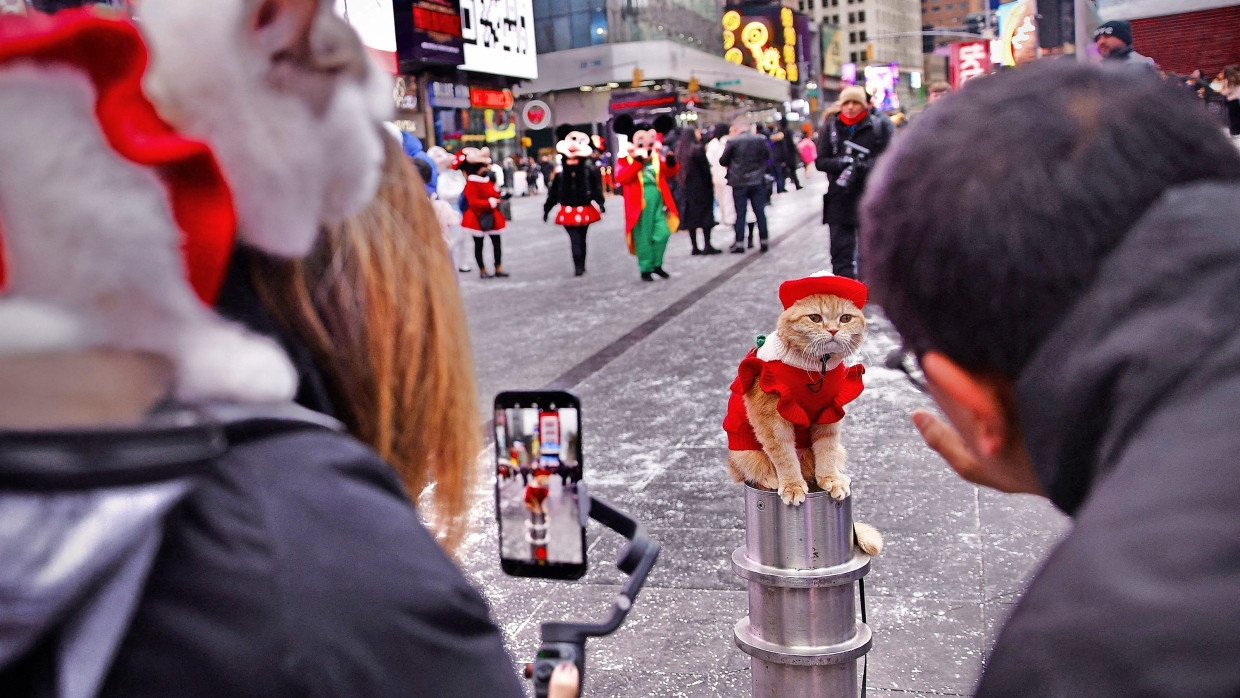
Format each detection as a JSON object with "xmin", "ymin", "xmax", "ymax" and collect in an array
[
  {"xmin": 732, "ymin": 485, "xmax": 873, "ymax": 697},
  {"xmin": 1074, "ymin": 0, "xmax": 1092, "ymax": 62}
]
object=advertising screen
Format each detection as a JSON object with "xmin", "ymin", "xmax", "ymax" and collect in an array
[
  {"xmin": 722, "ymin": 5, "xmax": 807, "ymax": 83},
  {"xmin": 459, "ymin": 0, "xmax": 538, "ymax": 79}
]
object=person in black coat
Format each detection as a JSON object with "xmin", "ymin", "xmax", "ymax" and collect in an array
[
  {"xmin": 673, "ymin": 127, "xmax": 721, "ymax": 255},
  {"xmin": 861, "ymin": 60, "xmax": 1240, "ymax": 697},
  {"xmin": 816, "ymin": 85, "xmax": 892, "ymax": 278},
  {"xmin": 544, "ymin": 125, "xmax": 606, "ymax": 276}
]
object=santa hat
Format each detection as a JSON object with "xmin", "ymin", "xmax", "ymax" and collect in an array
[
  {"xmin": 778, "ymin": 270, "xmax": 868, "ymax": 310},
  {"xmin": 532, "ymin": 467, "xmax": 553, "ymax": 478},
  {"xmin": 0, "ymin": 9, "xmax": 237, "ymax": 304}
]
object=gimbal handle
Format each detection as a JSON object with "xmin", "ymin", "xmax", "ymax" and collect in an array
[{"xmin": 529, "ymin": 486, "xmax": 660, "ymax": 697}]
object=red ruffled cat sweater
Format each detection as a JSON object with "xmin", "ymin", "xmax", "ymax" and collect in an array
[{"xmin": 723, "ymin": 350, "xmax": 865, "ymax": 451}]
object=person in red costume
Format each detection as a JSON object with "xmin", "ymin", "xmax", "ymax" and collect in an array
[
  {"xmin": 457, "ymin": 147, "xmax": 509, "ymax": 278},
  {"xmin": 611, "ymin": 114, "xmax": 680, "ymax": 281},
  {"xmin": 523, "ymin": 468, "xmax": 553, "ymax": 515}
]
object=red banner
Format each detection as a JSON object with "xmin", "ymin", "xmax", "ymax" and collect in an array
[{"xmin": 949, "ymin": 40, "xmax": 991, "ymax": 90}]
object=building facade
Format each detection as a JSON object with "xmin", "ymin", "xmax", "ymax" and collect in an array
[
  {"xmin": 1100, "ymin": 0, "xmax": 1240, "ymax": 76},
  {"xmin": 798, "ymin": 0, "xmax": 921, "ymax": 108}
]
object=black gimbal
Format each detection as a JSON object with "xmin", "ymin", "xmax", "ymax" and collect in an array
[{"xmin": 525, "ymin": 484, "xmax": 660, "ymax": 697}]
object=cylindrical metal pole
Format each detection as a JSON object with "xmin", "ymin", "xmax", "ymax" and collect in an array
[
  {"xmin": 1075, "ymin": 0, "xmax": 1092, "ymax": 62},
  {"xmin": 732, "ymin": 485, "xmax": 873, "ymax": 697}
]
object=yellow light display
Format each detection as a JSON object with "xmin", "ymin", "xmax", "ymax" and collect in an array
[{"xmin": 721, "ymin": 7, "xmax": 800, "ymax": 83}]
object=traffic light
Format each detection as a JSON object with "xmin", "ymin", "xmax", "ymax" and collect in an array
[
  {"xmin": 922, "ymin": 24, "xmax": 935, "ymax": 54},
  {"xmin": 964, "ymin": 13, "xmax": 985, "ymax": 35},
  {"xmin": 864, "ymin": 43, "xmax": 873, "ymax": 61},
  {"xmin": 631, "ymin": 67, "xmax": 644, "ymax": 87},
  {"xmin": 688, "ymin": 75, "xmax": 700, "ymax": 93}
]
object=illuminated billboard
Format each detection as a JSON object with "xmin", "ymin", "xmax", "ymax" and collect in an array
[
  {"xmin": 722, "ymin": 6, "xmax": 807, "ymax": 83},
  {"xmin": 459, "ymin": 0, "xmax": 537, "ymax": 79}
]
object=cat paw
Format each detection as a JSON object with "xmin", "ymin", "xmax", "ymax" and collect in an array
[
  {"xmin": 816, "ymin": 473, "xmax": 852, "ymax": 500},
  {"xmin": 175, "ymin": 323, "xmax": 298, "ymax": 403},
  {"xmin": 778, "ymin": 479, "xmax": 809, "ymax": 506}
]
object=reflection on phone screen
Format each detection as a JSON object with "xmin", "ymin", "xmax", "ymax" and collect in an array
[{"xmin": 494, "ymin": 404, "xmax": 584, "ymax": 570}]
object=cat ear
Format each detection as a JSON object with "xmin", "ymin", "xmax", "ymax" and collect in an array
[{"xmin": 248, "ymin": 0, "xmax": 316, "ymax": 56}]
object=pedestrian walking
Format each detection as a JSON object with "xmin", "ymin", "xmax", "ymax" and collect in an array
[
  {"xmin": 543, "ymin": 126, "xmax": 606, "ymax": 276},
  {"xmin": 674, "ymin": 126, "xmax": 721, "ymax": 255},
  {"xmin": 427, "ymin": 145, "xmax": 472, "ymax": 272},
  {"xmin": 861, "ymin": 59, "xmax": 1240, "ymax": 697},
  {"xmin": 706, "ymin": 123, "xmax": 735, "ymax": 234},
  {"xmin": 719, "ymin": 120, "xmax": 773, "ymax": 253},
  {"xmin": 1222, "ymin": 64, "xmax": 1240, "ymax": 140},
  {"xmin": 816, "ymin": 86, "xmax": 892, "ymax": 278},
  {"xmin": 797, "ymin": 131, "xmax": 817, "ymax": 181},
  {"xmin": 1092, "ymin": 20, "xmax": 1156, "ymax": 69},
  {"xmin": 775, "ymin": 126, "xmax": 803, "ymax": 190},
  {"xmin": 458, "ymin": 147, "xmax": 510, "ymax": 278}
]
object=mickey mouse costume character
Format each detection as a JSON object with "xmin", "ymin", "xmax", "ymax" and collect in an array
[
  {"xmin": 456, "ymin": 147, "xmax": 509, "ymax": 278},
  {"xmin": 722, "ymin": 272, "xmax": 867, "ymax": 453},
  {"xmin": 543, "ymin": 125, "xmax": 605, "ymax": 276},
  {"xmin": 612, "ymin": 114, "xmax": 680, "ymax": 282}
]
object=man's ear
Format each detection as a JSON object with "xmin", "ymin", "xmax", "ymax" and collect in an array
[
  {"xmin": 920, "ymin": 351, "xmax": 1017, "ymax": 459},
  {"xmin": 249, "ymin": 0, "xmax": 317, "ymax": 56}
]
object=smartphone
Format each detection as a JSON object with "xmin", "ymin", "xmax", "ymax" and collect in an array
[{"xmin": 493, "ymin": 390, "xmax": 587, "ymax": 579}]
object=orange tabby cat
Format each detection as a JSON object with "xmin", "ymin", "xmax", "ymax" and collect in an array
[{"xmin": 723, "ymin": 272, "xmax": 882, "ymax": 555}]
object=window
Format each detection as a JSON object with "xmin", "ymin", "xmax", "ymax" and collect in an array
[
  {"xmin": 850, "ymin": 51, "xmax": 858, "ymax": 62},
  {"xmin": 848, "ymin": 11, "xmax": 855, "ymax": 22},
  {"xmin": 858, "ymin": 10, "xmax": 865, "ymax": 21},
  {"xmin": 833, "ymin": 14, "xmax": 840, "ymax": 24},
  {"xmin": 849, "ymin": 31, "xmax": 856, "ymax": 42},
  {"xmin": 808, "ymin": 0, "xmax": 814, "ymax": 8},
  {"xmin": 859, "ymin": 30, "xmax": 866, "ymax": 41}
]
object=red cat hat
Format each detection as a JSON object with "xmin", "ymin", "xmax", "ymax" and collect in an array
[
  {"xmin": 778, "ymin": 271, "xmax": 868, "ymax": 310},
  {"xmin": 0, "ymin": 9, "xmax": 237, "ymax": 304}
]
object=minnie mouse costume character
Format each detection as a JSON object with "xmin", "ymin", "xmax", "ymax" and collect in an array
[
  {"xmin": 543, "ymin": 125, "xmax": 605, "ymax": 276},
  {"xmin": 612, "ymin": 114, "xmax": 680, "ymax": 281},
  {"xmin": 456, "ymin": 147, "xmax": 509, "ymax": 278}
]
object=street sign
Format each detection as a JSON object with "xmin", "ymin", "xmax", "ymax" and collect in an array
[{"xmin": 715, "ymin": 79, "xmax": 742, "ymax": 87}]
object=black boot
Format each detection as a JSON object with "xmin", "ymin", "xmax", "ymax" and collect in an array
[
  {"xmin": 689, "ymin": 228, "xmax": 702, "ymax": 255},
  {"xmin": 747, "ymin": 223, "xmax": 755, "ymax": 248},
  {"xmin": 702, "ymin": 229, "xmax": 721, "ymax": 254},
  {"xmin": 652, "ymin": 267, "xmax": 670, "ymax": 279},
  {"xmin": 641, "ymin": 272, "xmax": 654, "ymax": 282}
]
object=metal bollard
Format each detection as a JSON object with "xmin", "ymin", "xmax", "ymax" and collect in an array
[{"xmin": 732, "ymin": 485, "xmax": 873, "ymax": 697}]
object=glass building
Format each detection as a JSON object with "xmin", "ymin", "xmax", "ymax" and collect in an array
[{"xmin": 534, "ymin": 0, "xmax": 723, "ymax": 54}]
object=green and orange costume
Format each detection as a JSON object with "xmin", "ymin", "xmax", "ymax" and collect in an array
[{"xmin": 614, "ymin": 154, "xmax": 680, "ymax": 274}]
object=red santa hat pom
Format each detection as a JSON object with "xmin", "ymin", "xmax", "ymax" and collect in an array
[
  {"xmin": 778, "ymin": 270, "xmax": 868, "ymax": 310},
  {"xmin": 0, "ymin": 9, "xmax": 237, "ymax": 304}
]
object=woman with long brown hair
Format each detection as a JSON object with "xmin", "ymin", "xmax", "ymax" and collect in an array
[{"xmin": 219, "ymin": 134, "xmax": 479, "ymax": 554}]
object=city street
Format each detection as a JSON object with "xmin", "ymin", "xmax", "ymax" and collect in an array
[{"xmin": 456, "ymin": 170, "xmax": 1070, "ymax": 697}]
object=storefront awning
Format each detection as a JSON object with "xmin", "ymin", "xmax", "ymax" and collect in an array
[{"xmin": 522, "ymin": 40, "xmax": 791, "ymax": 104}]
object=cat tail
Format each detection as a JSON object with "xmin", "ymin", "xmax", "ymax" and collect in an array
[
  {"xmin": 854, "ymin": 522, "xmax": 884, "ymax": 557},
  {"xmin": 0, "ymin": 299, "xmax": 88, "ymax": 353}
]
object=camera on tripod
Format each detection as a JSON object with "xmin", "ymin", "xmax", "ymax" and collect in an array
[{"xmin": 834, "ymin": 140, "xmax": 872, "ymax": 190}]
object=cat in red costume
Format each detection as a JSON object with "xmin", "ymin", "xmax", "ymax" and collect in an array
[{"xmin": 723, "ymin": 270, "xmax": 882, "ymax": 554}]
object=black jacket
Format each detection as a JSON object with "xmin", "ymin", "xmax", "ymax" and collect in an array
[
  {"xmin": 719, "ymin": 131, "xmax": 772, "ymax": 188},
  {"xmin": 544, "ymin": 161, "xmax": 604, "ymax": 218},
  {"xmin": 675, "ymin": 141, "xmax": 715, "ymax": 231},
  {"xmin": 0, "ymin": 408, "xmax": 525, "ymax": 698},
  {"xmin": 977, "ymin": 182, "xmax": 1240, "ymax": 696},
  {"xmin": 815, "ymin": 113, "xmax": 892, "ymax": 226}
]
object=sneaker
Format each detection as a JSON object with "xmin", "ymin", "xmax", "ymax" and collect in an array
[
  {"xmin": 479, "ymin": 270, "xmax": 493, "ymax": 279},
  {"xmin": 760, "ymin": 242, "xmax": 769, "ymax": 253},
  {"xmin": 493, "ymin": 269, "xmax": 510, "ymax": 278},
  {"xmin": 729, "ymin": 244, "xmax": 745, "ymax": 254},
  {"xmin": 703, "ymin": 246, "xmax": 722, "ymax": 255},
  {"xmin": 652, "ymin": 267, "xmax": 670, "ymax": 279},
  {"xmin": 640, "ymin": 272, "xmax": 654, "ymax": 282}
]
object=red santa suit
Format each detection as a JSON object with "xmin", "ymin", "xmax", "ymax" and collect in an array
[
  {"xmin": 723, "ymin": 349, "xmax": 865, "ymax": 450},
  {"xmin": 460, "ymin": 174, "xmax": 506, "ymax": 233}
]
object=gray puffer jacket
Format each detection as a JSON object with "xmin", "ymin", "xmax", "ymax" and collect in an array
[{"xmin": 977, "ymin": 181, "xmax": 1240, "ymax": 697}]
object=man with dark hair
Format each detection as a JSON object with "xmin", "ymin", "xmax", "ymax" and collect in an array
[
  {"xmin": 1093, "ymin": 19, "xmax": 1155, "ymax": 68},
  {"xmin": 860, "ymin": 60, "xmax": 1240, "ymax": 695}
]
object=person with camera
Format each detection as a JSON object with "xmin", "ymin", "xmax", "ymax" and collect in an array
[{"xmin": 815, "ymin": 86, "xmax": 892, "ymax": 279}]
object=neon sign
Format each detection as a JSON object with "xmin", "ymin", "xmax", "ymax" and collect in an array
[{"xmin": 721, "ymin": 7, "xmax": 802, "ymax": 83}]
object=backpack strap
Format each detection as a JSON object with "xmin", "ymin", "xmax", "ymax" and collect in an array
[{"xmin": 0, "ymin": 403, "xmax": 342, "ymax": 491}]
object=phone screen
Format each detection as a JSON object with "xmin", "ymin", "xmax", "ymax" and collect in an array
[{"xmin": 493, "ymin": 391, "xmax": 587, "ymax": 579}]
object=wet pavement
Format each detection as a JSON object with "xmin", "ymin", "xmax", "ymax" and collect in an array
[{"xmin": 455, "ymin": 171, "xmax": 1070, "ymax": 697}]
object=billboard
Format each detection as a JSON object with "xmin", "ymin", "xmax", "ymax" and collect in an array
[
  {"xmin": 722, "ymin": 6, "xmax": 808, "ymax": 83},
  {"xmin": 336, "ymin": 0, "xmax": 398, "ymax": 74},
  {"xmin": 394, "ymin": 0, "xmax": 464, "ymax": 67},
  {"xmin": 459, "ymin": 0, "xmax": 537, "ymax": 79},
  {"xmin": 863, "ymin": 64, "xmax": 900, "ymax": 112},
  {"xmin": 820, "ymin": 22, "xmax": 844, "ymax": 78},
  {"xmin": 949, "ymin": 40, "xmax": 991, "ymax": 89},
  {"xmin": 996, "ymin": 0, "xmax": 1038, "ymax": 66}
]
